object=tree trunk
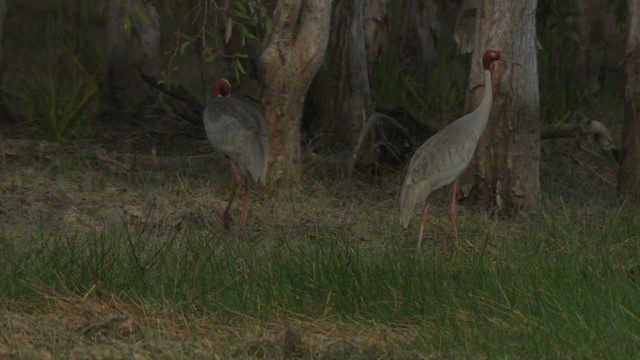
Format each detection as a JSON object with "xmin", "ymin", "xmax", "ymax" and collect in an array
[
  {"xmin": 258, "ymin": 0, "xmax": 331, "ymax": 189},
  {"xmin": 364, "ymin": 0, "xmax": 390, "ymax": 79},
  {"xmin": 618, "ymin": 0, "xmax": 640, "ymax": 202},
  {"xmin": 401, "ymin": 0, "xmax": 438, "ymax": 75},
  {"xmin": 458, "ymin": 0, "xmax": 541, "ymax": 213},
  {"xmin": 570, "ymin": 0, "xmax": 625, "ymax": 96},
  {"xmin": 105, "ymin": 0, "xmax": 160, "ymax": 119},
  {"xmin": 0, "ymin": 0, "xmax": 17, "ymax": 127},
  {"xmin": 304, "ymin": 0, "xmax": 388, "ymax": 159},
  {"xmin": 329, "ymin": 0, "xmax": 373, "ymax": 147}
]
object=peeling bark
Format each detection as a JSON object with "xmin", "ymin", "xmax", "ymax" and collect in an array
[
  {"xmin": 458, "ymin": 0, "xmax": 541, "ymax": 214},
  {"xmin": 258, "ymin": 0, "xmax": 331, "ymax": 189},
  {"xmin": 329, "ymin": 0, "xmax": 373, "ymax": 147},
  {"xmin": 402, "ymin": 0, "xmax": 439, "ymax": 74},
  {"xmin": 305, "ymin": 0, "xmax": 388, "ymax": 165},
  {"xmin": 618, "ymin": 0, "xmax": 640, "ymax": 202},
  {"xmin": 106, "ymin": 0, "xmax": 160, "ymax": 118},
  {"xmin": 0, "ymin": 0, "xmax": 18, "ymax": 126}
]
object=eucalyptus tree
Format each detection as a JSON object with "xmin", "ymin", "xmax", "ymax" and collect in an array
[
  {"xmin": 105, "ymin": 0, "xmax": 160, "ymax": 118},
  {"xmin": 0, "ymin": 0, "xmax": 13, "ymax": 125},
  {"xmin": 258, "ymin": 0, "xmax": 331, "ymax": 189},
  {"xmin": 456, "ymin": 0, "xmax": 541, "ymax": 213},
  {"xmin": 619, "ymin": 0, "xmax": 640, "ymax": 202}
]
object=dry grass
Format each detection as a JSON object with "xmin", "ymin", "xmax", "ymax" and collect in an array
[
  {"xmin": 0, "ymin": 134, "xmax": 630, "ymax": 359},
  {"xmin": 0, "ymin": 294, "xmax": 421, "ymax": 359}
]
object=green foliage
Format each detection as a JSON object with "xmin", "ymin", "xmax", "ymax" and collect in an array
[
  {"xmin": 418, "ymin": 52, "xmax": 466, "ymax": 118},
  {"xmin": 12, "ymin": 47, "xmax": 98, "ymax": 144},
  {"xmin": 161, "ymin": 0, "xmax": 270, "ymax": 84},
  {"xmin": 4, "ymin": 0, "xmax": 103, "ymax": 143},
  {"xmin": 372, "ymin": 50, "xmax": 466, "ymax": 121},
  {"xmin": 535, "ymin": 0, "xmax": 625, "ymax": 124},
  {"xmin": 537, "ymin": 27, "xmax": 582, "ymax": 123}
]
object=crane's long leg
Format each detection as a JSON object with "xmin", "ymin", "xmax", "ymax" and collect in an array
[
  {"xmin": 417, "ymin": 197, "xmax": 431, "ymax": 251},
  {"xmin": 240, "ymin": 178, "xmax": 250, "ymax": 224},
  {"xmin": 231, "ymin": 180, "xmax": 251, "ymax": 239},
  {"xmin": 222, "ymin": 160, "xmax": 243, "ymax": 230},
  {"xmin": 450, "ymin": 183, "xmax": 459, "ymax": 245}
]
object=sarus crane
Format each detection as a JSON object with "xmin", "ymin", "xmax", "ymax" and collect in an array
[
  {"xmin": 400, "ymin": 49, "xmax": 507, "ymax": 250},
  {"xmin": 203, "ymin": 79, "xmax": 268, "ymax": 232}
]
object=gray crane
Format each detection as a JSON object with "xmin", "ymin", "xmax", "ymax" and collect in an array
[
  {"xmin": 400, "ymin": 49, "xmax": 505, "ymax": 250},
  {"xmin": 203, "ymin": 78, "xmax": 269, "ymax": 231}
]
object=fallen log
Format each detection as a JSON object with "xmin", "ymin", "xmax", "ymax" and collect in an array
[
  {"xmin": 541, "ymin": 118, "xmax": 621, "ymax": 163},
  {"xmin": 95, "ymin": 149, "xmax": 217, "ymax": 172}
]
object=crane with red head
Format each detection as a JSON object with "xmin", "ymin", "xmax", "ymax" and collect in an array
[
  {"xmin": 203, "ymin": 79, "xmax": 268, "ymax": 233},
  {"xmin": 400, "ymin": 49, "xmax": 515, "ymax": 250}
]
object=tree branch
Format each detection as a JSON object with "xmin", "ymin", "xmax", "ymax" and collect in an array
[
  {"xmin": 139, "ymin": 72, "xmax": 204, "ymax": 125},
  {"xmin": 95, "ymin": 149, "xmax": 216, "ymax": 172},
  {"xmin": 541, "ymin": 118, "xmax": 621, "ymax": 163}
]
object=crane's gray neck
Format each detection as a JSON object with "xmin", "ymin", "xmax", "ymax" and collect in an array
[
  {"xmin": 476, "ymin": 69, "xmax": 493, "ymax": 123},
  {"xmin": 461, "ymin": 68, "xmax": 493, "ymax": 139}
]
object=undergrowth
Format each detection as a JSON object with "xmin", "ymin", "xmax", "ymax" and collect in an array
[{"xmin": 0, "ymin": 153, "xmax": 638, "ymax": 358}]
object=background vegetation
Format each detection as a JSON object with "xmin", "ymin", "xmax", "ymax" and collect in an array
[{"xmin": 0, "ymin": 0, "xmax": 636, "ymax": 358}]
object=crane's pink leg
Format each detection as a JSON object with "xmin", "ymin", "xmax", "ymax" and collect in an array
[
  {"xmin": 417, "ymin": 197, "xmax": 431, "ymax": 251},
  {"xmin": 232, "ymin": 180, "xmax": 250, "ymax": 239},
  {"xmin": 450, "ymin": 183, "xmax": 459, "ymax": 245},
  {"xmin": 240, "ymin": 179, "xmax": 250, "ymax": 224},
  {"xmin": 222, "ymin": 181, "xmax": 240, "ymax": 230},
  {"xmin": 230, "ymin": 160, "xmax": 243, "ymax": 185},
  {"xmin": 222, "ymin": 160, "xmax": 243, "ymax": 230}
]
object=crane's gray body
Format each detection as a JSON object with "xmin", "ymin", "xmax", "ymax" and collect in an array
[
  {"xmin": 203, "ymin": 96, "xmax": 269, "ymax": 185},
  {"xmin": 400, "ymin": 70, "xmax": 493, "ymax": 228}
]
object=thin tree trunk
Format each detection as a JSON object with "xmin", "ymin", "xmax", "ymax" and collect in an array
[
  {"xmin": 105, "ymin": 0, "xmax": 160, "ymax": 118},
  {"xmin": 329, "ymin": 0, "xmax": 373, "ymax": 147},
  {"xmin": 304, "ymin": 0, "xmax": 388, "ymax": 160},
  {"xmin": 0, "ymin": 0, "xmax": 17, "ymax": 126},
  {"xmin": 458, "ymin": 0, "xmax": 541, "ymax": 213},
  {"xmin": 618, "ymin": 0, "xmax": 640, "ymax": 202},
  {"xmin": 364, "ymin": 0, "xmax": 390, "ymax": 79},
  {"xmin": 258, "ymin": 0, "xmax": 331, "ymax": 189},
  {"xmin": 401, "ymin": 0, "xmax": 438, "ymax": 75}
]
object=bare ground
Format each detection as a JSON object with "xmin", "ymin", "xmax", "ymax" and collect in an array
[{"xmin": 0, "ymin": 297, "xmax": 407, "ymax": 359}]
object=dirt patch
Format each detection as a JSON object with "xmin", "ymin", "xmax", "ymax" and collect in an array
[
  {"xmin": 0, "ymin": 298, "xmax": 410, "ymax": 359},
  {"xmin": 0, "ymin": 153, "xmax": 231, "ymax": 239}
]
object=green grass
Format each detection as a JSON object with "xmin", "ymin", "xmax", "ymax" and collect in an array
[{"xmin": 1, "ymin": 188, "xmax": 638, "ymax": 357}]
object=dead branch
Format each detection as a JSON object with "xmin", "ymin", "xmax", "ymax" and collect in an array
[
  {"xmin": 0, "ymin": 138, "xmax": 59, "ymax": 157},
  {"xmin": 348, "ymin": 111, "xmax": 409, "ymax": 180},
  {"xmin": 568, "ymin": 152, "xmax": 617, "ymax": 186},
  {"xmin": 541, "ymin": 118, "xmax": 620, "ymax": 163},
  {"xmin": 95, "ymin": 148, "xmax": 216, "ymax": 173},
  {"xmin": 139, "ymin": 72, "xmax": 204, "ymax": 125}
]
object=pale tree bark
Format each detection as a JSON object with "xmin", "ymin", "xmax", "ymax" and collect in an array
[
  {"xmin": 0, "ymin": 0, "xmax": 17, "ymax": 126},
  {"xmin": 304, "ymin": 0, "xmax": 388, "ymax": 157},
  {"xmin": 329, "ymin": 0, "xmax": 374, "ymax": 147},
  {"xmin": 258, "ymin": 0, "xmax": 331, "ymax": 189},
  {"xmin": 401, "ymin": 0, "xmax": 438, "ymax": 75},
  {"xmin": 106, "ymin": 0, "xmax": 160, "ymax": 118},
  {"xmin": 457, "ymin": 0, "xmax": 541, "ymax": 213},
  {"xmin": 400, "ymin": 0, "xmax": 461, "ymax": 79},
  {"xmin": 569, "ymin": 0, "xmax": 625, "ymax": 96},
  {"xmin": 364, "ymin": 0, "xmax": 390, "ymax": 80},
  {"xmin": 618, "ymin": 0, "xmax": 640, "ymax": 202}
]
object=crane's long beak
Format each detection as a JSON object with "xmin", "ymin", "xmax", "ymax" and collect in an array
[{"xmin": 500, "ymin": 58, "xmax": 522, "ymax": 66}]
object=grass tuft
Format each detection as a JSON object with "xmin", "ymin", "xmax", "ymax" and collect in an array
[{"xmin": 0, "ymin": 149, "xmax": 637, "ymax": 357}]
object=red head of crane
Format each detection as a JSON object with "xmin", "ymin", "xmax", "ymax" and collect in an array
[
  {"xmin": 400, "ymin": 49, "xmax": 504, "ymax": 250},
  {"xmin": 203, "ymin": 79, "xmax": 269, "ymax": 232}
]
